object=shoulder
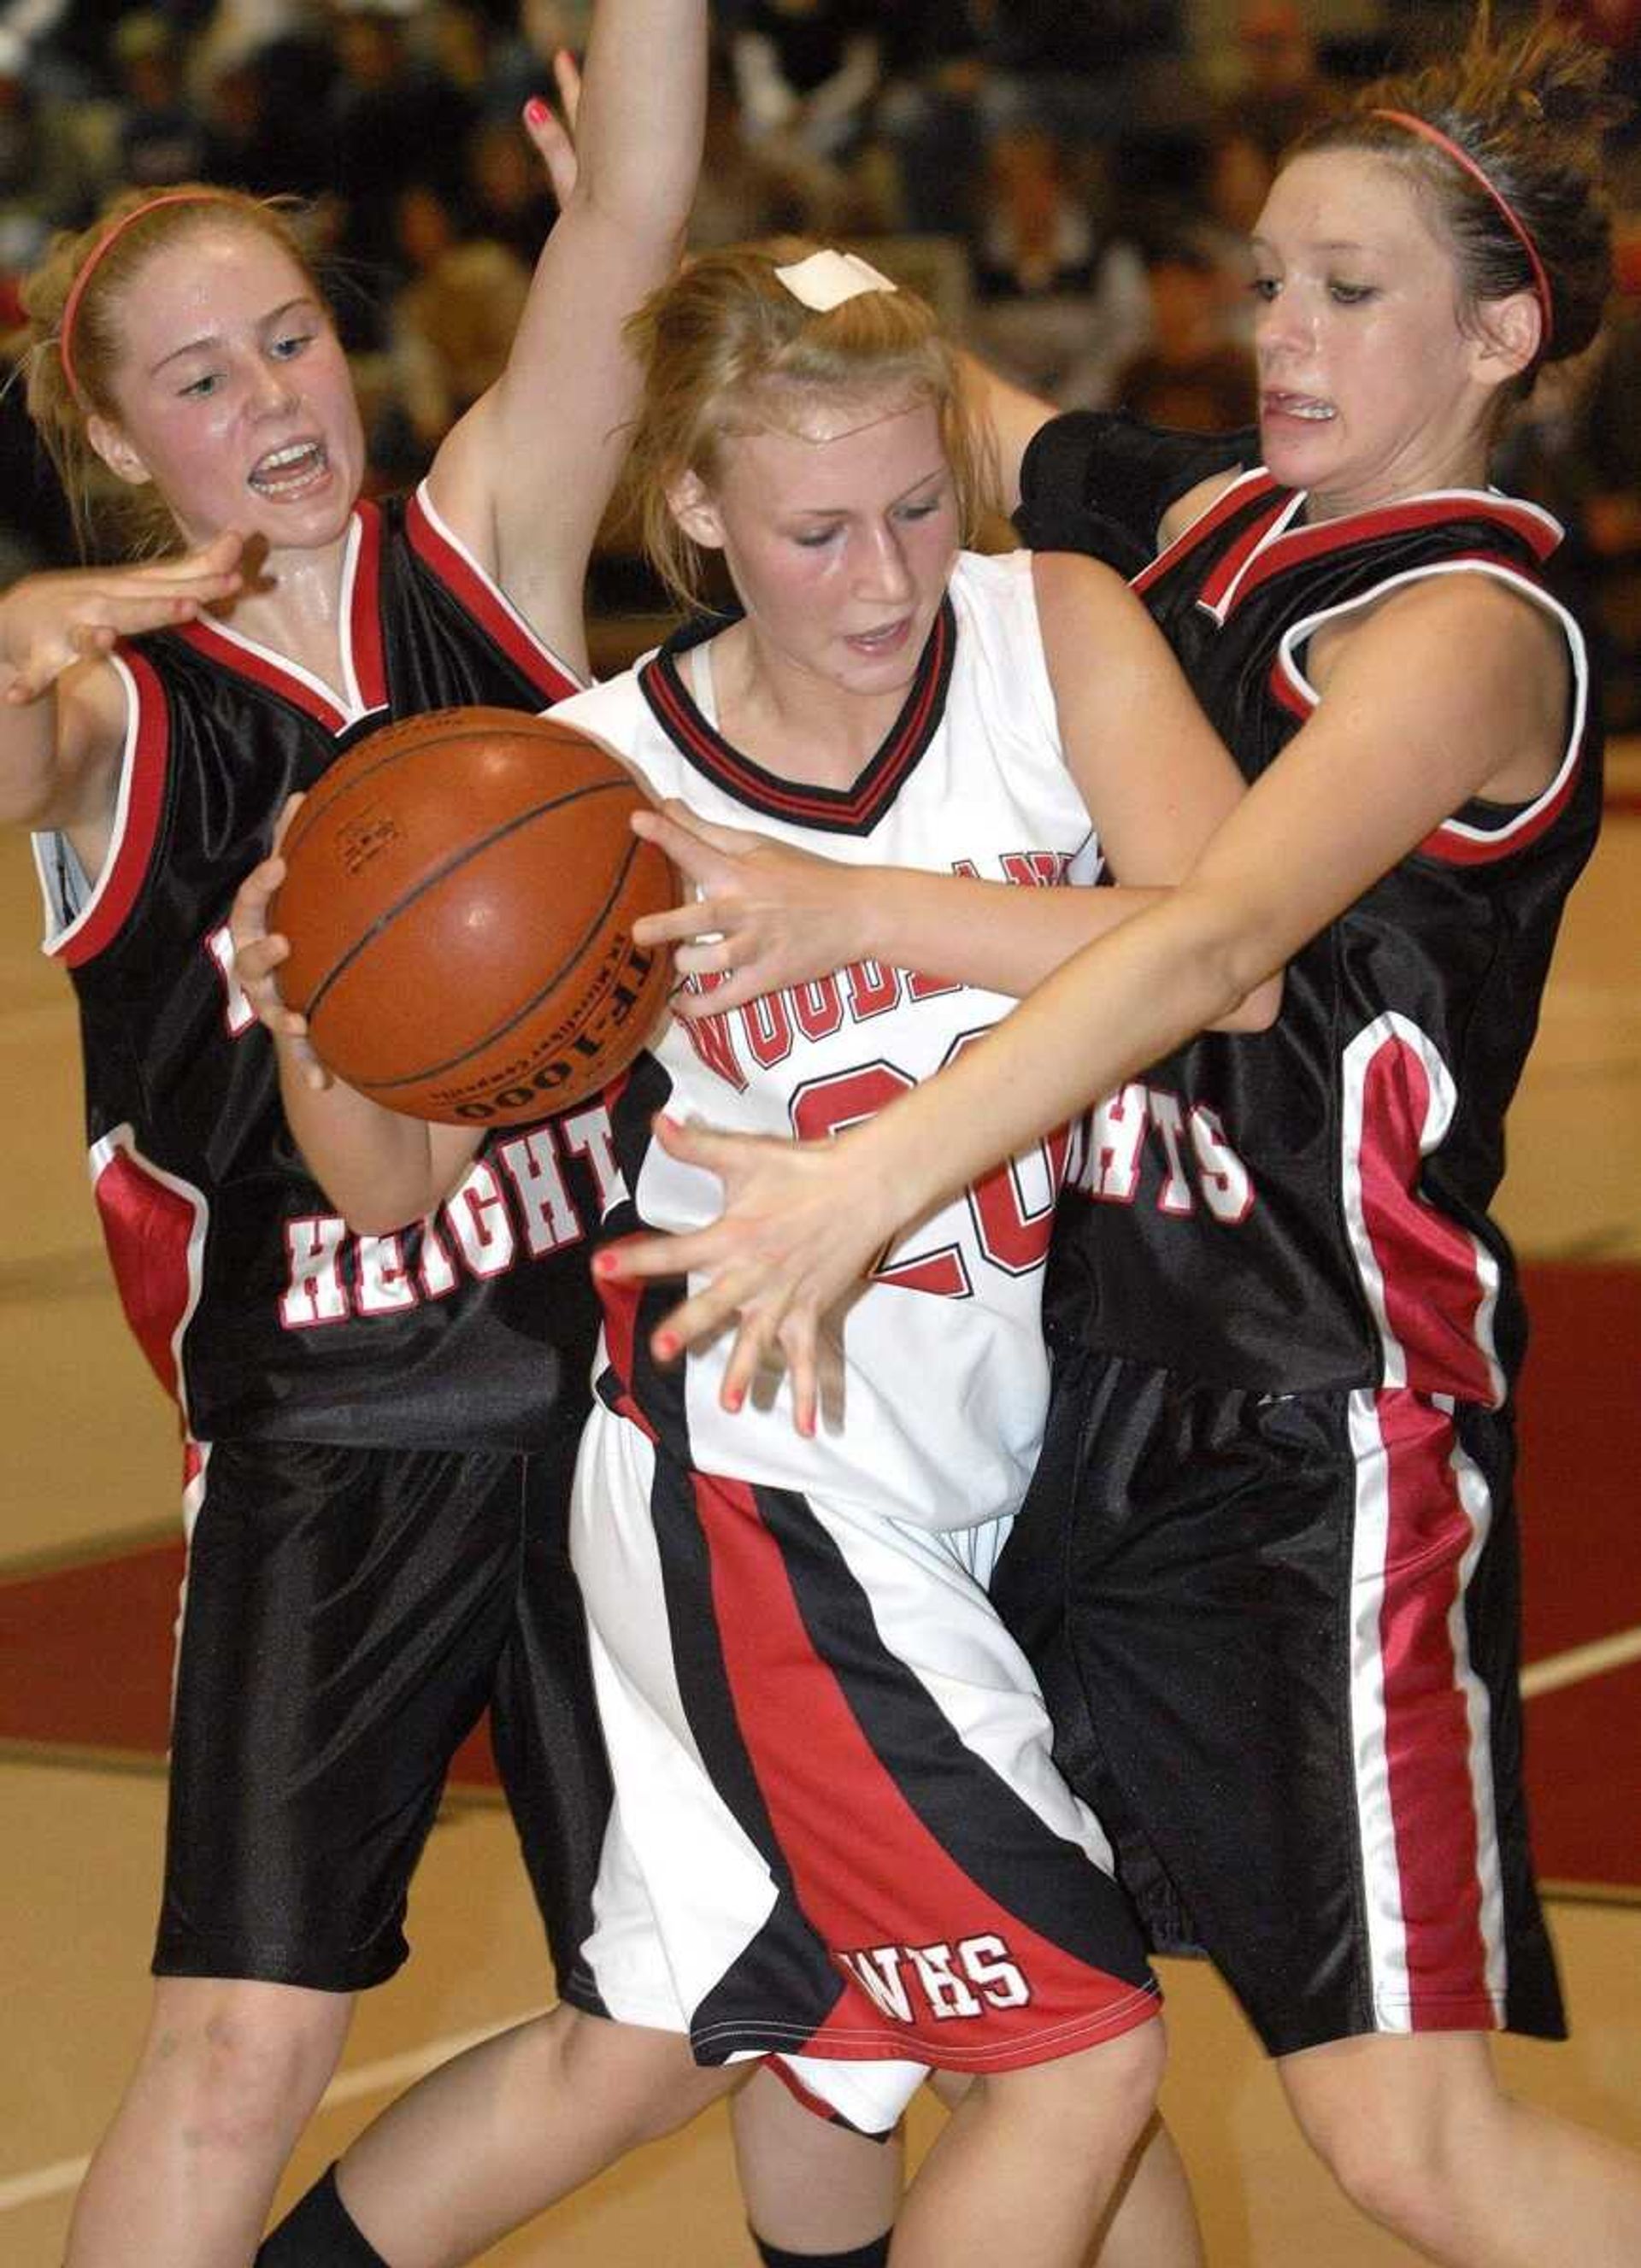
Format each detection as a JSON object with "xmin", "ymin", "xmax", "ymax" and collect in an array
[
  {"xmin": 1305, "ymin": 568, "xmax": 1569, "ymax": 802},
  {"xmin": 1017, "ymin": 409, "xmax": 1257, "ymax": 569},
  {"xmin": 1156, "ymin": 466, "xmax": 1249, "ymax": 546},
  {"xmin": 1307, "ymin": 555, "xmax": 1567, "ymax": 700},
  {"xmin": 955, "ymin": 546, "xmax": 1094, "ymax": 660}
]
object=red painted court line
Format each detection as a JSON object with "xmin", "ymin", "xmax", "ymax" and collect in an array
[
  {"xmin": 2, "ymin": 1262, "xmax": 1637, "ymax": 1891},
  {"xmin": 1515, "ymin": 1262, "xmax": 1641, "ymax": 1660},
  {"xmin": 1523, "ymin": 1660, "xmax": 1641, "ymax": 1893}
]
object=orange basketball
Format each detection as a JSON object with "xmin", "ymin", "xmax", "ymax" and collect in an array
[{"xmin": 271, "ymin": 706, "xmax": 672, "ymax": 1123}]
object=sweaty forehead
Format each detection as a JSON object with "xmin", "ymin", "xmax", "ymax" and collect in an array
[
  {"xmin": 1258, "ymin": 147, "xmax": 1441, "ymax": 255},
  {"xmin": 121, "ymin": 221, "xmax": 306, "ymax": 316}
]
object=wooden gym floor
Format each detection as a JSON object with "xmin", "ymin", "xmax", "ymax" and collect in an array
[{"xmin": 2, "ymin": 755, "xmax": 1638, "ymax": 2265}]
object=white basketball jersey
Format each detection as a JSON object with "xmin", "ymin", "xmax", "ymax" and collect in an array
[{"xmin": 553, "ymin": 549, "xmax": 1098, "ymax": 1531}]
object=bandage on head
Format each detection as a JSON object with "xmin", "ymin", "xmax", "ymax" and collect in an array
[{"xmin": 773, "ymin": 249, "xmax": 900, "ymax": 313}]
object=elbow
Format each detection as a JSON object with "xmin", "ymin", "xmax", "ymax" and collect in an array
[
  {"xmin": 1175, "ymin": 889, "xmax": 1283, "ymax": 1035},
  {"xmin": 1225, "ymin": 967, "xmax": 1284, "ymax": 1033}
]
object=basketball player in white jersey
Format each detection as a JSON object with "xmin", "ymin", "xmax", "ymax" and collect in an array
[{"xmin": 227, "ymin": 238, "xmax": 1280, "ymax": 2266}]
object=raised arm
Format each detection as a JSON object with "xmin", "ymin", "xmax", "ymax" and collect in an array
[
  {"xmin": 600, "ymin": 572, "xmax": 1567, "ymax": 1428},
  {"xmin": 426, "ymin": 0, "xmax": 707, "ymax": 666}
]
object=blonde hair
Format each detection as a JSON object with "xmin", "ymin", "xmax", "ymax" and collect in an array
[
  {"xmin": 20, "ymin": 185, "xmax": 324, "ymax": 557},
  {"xmin": 621, "ymin": 238, "xmax": 997, "ymax": 611}
]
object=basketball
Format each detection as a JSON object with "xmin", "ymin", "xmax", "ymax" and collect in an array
[{"xmin": 270, "ymin": 707, "xmax": 673, "ymax": 1123}]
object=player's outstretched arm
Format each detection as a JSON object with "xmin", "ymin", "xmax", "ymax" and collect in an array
[
  {"xmin": 633, "ymin": 802, "xmax": 1276, "ymax": 1025},
  {"xmin": 428, "ymin": 0, "xmax": 708, "ymax": 661},
  {"xmin": 0, "ymin": 538, "xmax": 244, "ymax": 861},
  {"xmin": 230, "ymin": 827, "xmax": 483, "ymax": 1233},
  {"xmin": 630, "ymin": 555, "xmax": 1279, "ymax": 1027},
  {"xmin": 601, "ymin": 572, "xmax": 1567, "ymax": 1425}
]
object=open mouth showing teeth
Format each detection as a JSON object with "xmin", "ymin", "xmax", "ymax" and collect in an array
[
  {"xmin": 1268, "ymin": 394, "xmax": 1336, "ymax": 422},
  {"xmin": 250, "ymin": 442, "xmax": 329, "ymax": 494}
]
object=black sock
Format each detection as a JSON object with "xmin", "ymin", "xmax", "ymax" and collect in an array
[
  {"xmin": 256, "ymin": 2164, "xmax": 390, "ymax": 2266},
  {"xmin": 751, "ymin": 2233, "xmax": 893, "ymax": 2268}
]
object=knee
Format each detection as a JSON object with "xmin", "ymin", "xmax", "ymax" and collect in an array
[
  {"xmin": 981, "ymin": 2012, "xmax": 1165, "ymax": 2161},
  {"xmin": 139, "ymin": 1980, "xmax": 350, "ymax": 2151},
  {"xmin": 1307, "ymin": 2112, "xmax": 1452, "ymax": 2236},
  {"xmin": 1286, "ymin": 2049, "xmax": 1487, "ymax": 2241},
  {"xmin": 550, "ymin": 2007, "xmax": 727, "ymax": 2150}
]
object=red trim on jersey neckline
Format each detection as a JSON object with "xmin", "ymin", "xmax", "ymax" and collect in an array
[
  {"xmin": 172, "ymin": 502, "xmax": 389, "ymax": 729},
  {"xmin": 638, "ymin": 598, "xmax": 957, "ymax": 834},
  {"xmin": 1132, "ymin": 467, "xmax": 1285, "ymax": 599},
  {"xmin": 52, "ymin": 649, "xmax": 170, "ymax": 967},
  {"xmin": 405, "ymin": 485, "xmax": 582, "ymax": 704},
  {"xmin": 1136, "ymin": 479, "xmax": 1562, "ymax": 620},
  {"xmin": 1221, "ymin": 493, "xmax": 1560, "ymax": 622}
]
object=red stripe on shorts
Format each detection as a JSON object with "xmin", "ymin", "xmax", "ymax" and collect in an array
[
  {"xmin": 1369, "ymin": 1389, "xmax": 1499, "ymax": 2028},
  {"xmin": 691, "ymin": 1470, "xmax": 1157, "ymax": 2071}
]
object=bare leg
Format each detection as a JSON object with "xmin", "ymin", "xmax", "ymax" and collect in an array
[
  {"xmin": 1093, "ymin": 2115, "xmax": 1206, "ymax": 2268},
  {"xmin": 65, "ymin": 1977, "xmax": 353, "ymax": 2268},
  {"xmin": 891, "ymin": 2020, "xmax": 1166, "ymax": 2268},
  {"xmin": 731, "ymin": 2065, "xmax": 903, "ymax": 2254},
  {"xmin": 1281, "ymin": 2030, "xmax": 1641, "ymax": 2267},
  {"xmin": 334, "ymin": 2006, "xmax": 737, "ymax": 2268}
]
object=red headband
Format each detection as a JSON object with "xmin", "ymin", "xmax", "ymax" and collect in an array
[
  {"xmin": 1370, "ymin": 109, "xmax": 1554, "ymax": 348},
  {"xmin": 57, "ymin": 189, "xmax": 233, "ymax": 409}
]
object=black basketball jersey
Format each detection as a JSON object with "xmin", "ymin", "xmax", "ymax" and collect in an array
[
  {"xmin": 1022, "ymin": 429, "xmax": 1603, "ymax": 1399},
  {"xmin": 34, "ymin": 487, "xmax": 614, "ymax": 1451}
]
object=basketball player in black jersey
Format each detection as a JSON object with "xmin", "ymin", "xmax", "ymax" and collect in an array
[
  {"xmin": 0, "ymin": 11, "xmax": 904, "ymax": 2267},
  {"xmin": 600, "ymin": 20, "xmax": 1641, "ymax": 2268}
]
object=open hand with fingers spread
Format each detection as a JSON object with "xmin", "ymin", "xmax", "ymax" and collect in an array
[
  {"xmin": 593, "ymin": 1108, "xmax": 905, "ymax": 1437},
  {"xmin": 0, "ymin": 532, "xmax": 244, "ymax": 704},
  {"xmin": 631, "ymin": 800, "xmax": 868, "ymax": 1016}
]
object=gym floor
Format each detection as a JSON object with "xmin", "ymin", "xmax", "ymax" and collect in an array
[{"xmin": 3, "ymin": 753, "xmax": 1638, "ymax": 2265}]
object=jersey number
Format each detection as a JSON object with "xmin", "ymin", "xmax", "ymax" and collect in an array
[{"xmin": 789, "ymin": 1034, "xmax": 1069, "ymax": 1300}]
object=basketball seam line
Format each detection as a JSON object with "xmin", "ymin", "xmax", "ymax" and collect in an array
[
  {"xmin": 350, "ymin": 837, "xmax": 651, "ymax": 1092},
  {"xmin": 302, "ymin": 779, "xmax": 634, "ymax": 1033}
]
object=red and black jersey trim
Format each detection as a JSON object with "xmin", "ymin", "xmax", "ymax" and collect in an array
[
  {"xmin": 405, "ymin": 484, "xmax": 583, "ymax": 705},
  {"xmin": 1132, "ymin": 467, "xmax": 1285, "ymax": 601},
  {"xmin": 638, "ymin": 598, "xmax": 957, "ymax": 836},
  {"xmin": 50, "ymin": 649, "xmax": 171, "ymax": 968},
  {"xmin": 1219, "ymin": 491, "xmax": 1560, "ymax": 622},
  {"xmin": 171, "ymin": 500, "xmax": 389, "ymax": 729}
]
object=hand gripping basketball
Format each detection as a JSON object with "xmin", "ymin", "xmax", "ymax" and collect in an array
[{"xmin": 269, "ymin": 707, "xmax": 673, "ymax": 1122}]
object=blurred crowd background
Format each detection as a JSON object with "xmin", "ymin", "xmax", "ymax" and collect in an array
[{"xmin": 1, "ymin": 0, "xmax": 1637, "ymax": 723}]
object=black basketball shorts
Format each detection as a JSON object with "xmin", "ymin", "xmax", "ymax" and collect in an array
[
  {"xmin": 991, "ymin": 1347, "xmax": 1567, "ymax": 2059},
  {"xmin": 154, "ymin": 1433, "xmax": 610, "ymax": 1993}
]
